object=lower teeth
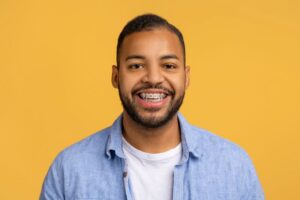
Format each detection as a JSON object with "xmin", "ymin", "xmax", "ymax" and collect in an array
[{"xmin": 146, "ymin": 98, "xmax": 161, "ymax": 102}]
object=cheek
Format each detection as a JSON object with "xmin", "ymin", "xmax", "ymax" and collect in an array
[
  {"xmin": 118, "ymin": 74, "xmax": 138, "ymax": 94},
  {"xmin": 168, "ymin": 75, "xmax": 187, "ymax": 93}
]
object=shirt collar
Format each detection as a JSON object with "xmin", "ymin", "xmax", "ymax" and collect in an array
[
  {"xmin": 106, "ymin": 113, "xmax": 202, "ymax": 161},
  {"xmin": 177, "ymin": 113, "xmax": 202, "ymax": 162},
  {"xmin": 106, "ymin": 114, "xmax": 125, "ymax": 159}
]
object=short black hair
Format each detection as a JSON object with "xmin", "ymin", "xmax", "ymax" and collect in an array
[{"xmin": 116, "ymin": 14, "xmax": 186, "ymax": 65}]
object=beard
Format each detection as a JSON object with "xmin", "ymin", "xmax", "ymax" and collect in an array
[{"xmin": 118, "ymin": 84, "xmax": 185, "ymax": 129}]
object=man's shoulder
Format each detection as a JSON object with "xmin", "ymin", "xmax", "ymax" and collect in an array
[
  {"xmin": 182, "ymin": 123, "xmax": 264, "ymax": 199},
  {"xmin": 189, "ymin": 125, "xmax": 251, "ymax": 162},
  {"xmin": 54, "ymin": 126, "xmax": 111, "ymax": 166},
  {"xmin": 179, "ymin": 114, "xmax": 248, "ymax": 159}
]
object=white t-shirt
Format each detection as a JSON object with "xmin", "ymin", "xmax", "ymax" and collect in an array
[{"xmin": 122, "ymin": 137, "xmax": 182, "ymax": 200}]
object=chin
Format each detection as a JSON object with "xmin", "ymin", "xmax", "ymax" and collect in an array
[{"xmin": 132, "ymin": 109, "xmax": 176, "ymax": 129}]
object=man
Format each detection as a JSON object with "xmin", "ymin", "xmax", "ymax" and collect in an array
[{"xmin": 40, "ymin": 14, "xmax": 264, "ymax": 200}]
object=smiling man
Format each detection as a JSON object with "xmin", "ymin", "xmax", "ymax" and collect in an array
[{"xmin": 40, "ymin": 14, "xmax": 264, "ymax": 200}]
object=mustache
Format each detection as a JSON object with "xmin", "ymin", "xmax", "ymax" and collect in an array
[{"xmin": 132, "ymin": 84, "xmax": 175, "ymax": 95}]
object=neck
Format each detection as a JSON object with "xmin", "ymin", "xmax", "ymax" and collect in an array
[{"xmin": 122, "ymin": 112, "xmax": 181, "ymax": 153}]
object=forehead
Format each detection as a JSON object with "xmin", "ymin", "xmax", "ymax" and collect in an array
[{"xmin": 119, "ymin": 28, "xmax": 184, "ymax": 61}]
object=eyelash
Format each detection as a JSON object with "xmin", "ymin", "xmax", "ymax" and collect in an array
[
  {"xmin": 127, "ymin": 63, "xmax": 177, "ymax": 70},
  {"xmin": 164, "ymin": 63, "xmax": 176, "ymax": 69},
  {"xmin": 128, "ymin": 64, "xmax": 143, "ymax": 69}
]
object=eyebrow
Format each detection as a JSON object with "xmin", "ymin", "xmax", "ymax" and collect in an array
[
  {"xmin": 125, "ymin": 55, "xmax": 145, "ymax": 61},
  {"xmin": 125, "ymin": 54, "xmax": 179, "ymax": 61},
  {"xmin": 160, "ymin": 54, "xmax": 179, "ymax": 60}
]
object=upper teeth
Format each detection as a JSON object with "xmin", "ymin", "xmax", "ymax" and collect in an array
[{"xmin": 140, "ymin": 93, "xmax": 166, "ymax": 99}]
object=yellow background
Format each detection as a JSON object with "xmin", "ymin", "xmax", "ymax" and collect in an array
[{"xmin": 0, "ymin": 0, "xmax": 299, "ymax": 199}]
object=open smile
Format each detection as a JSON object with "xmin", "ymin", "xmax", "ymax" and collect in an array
[
  {"xmin": 134, "ymin": 89, "xmax": 172, "ymax": 109},
  {"xmin": 137, "ymin": 92, "xmax": 167, "ymax": 102}
]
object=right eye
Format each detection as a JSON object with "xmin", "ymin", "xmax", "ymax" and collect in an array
[{"xmin": 129, "ymin": 64, "xmax": 143, "ymax": 69}]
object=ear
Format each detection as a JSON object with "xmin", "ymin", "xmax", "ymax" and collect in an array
[
  {"xmin": 111, "ymin": 65, "xmax": 119, "ymax": 88},
  {"xmin": 184, "ymin": 65, "xmax": 190, "ymax": 89}
]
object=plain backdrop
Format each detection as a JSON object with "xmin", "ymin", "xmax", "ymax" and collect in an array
[{"xmin": 0, "ymin": 0, "xmax": 299, "ymax": 199}]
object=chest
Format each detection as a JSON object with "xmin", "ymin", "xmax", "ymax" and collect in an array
[{"xmin": 64, "ymin": 157, "xmax": 242, "ymax": 200}]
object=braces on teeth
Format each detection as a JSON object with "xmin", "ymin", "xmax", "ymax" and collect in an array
[{"xmin": 140, "ymin": 93, "xmax": 166, "ymax": 101}]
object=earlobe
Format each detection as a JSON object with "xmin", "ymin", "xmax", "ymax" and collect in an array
[
  {"xmin": 111, "ymin": 65, "xmax": 119, "ymax": 88},
  {"xmin": 185, "ymin": 65, "xmax": 190, "ymax": 88}
]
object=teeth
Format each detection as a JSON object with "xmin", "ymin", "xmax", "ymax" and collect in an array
[{"xmin": 139, "ymin": 93, "xmax": 166, "ymax": 102}]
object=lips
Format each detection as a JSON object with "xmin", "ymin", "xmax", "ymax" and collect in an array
[
  {"xmin": 134, "ymin": 88, "xmax": 172, "ymax": 109},
  {"xmin": 137, "ymin": 92, "xmax": 167, "ymax": 102}
]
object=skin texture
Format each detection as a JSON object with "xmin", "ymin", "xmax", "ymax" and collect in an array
[{"xmin": 112, "ymin": 28, "xmax": 190, "ymax": 153}]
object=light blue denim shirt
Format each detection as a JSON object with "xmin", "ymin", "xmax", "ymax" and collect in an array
[{"xmin": 40, "ymin": 113, "xmax": 264, "ymax": 200}]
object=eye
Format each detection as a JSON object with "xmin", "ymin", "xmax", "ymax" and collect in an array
[
  {"xmin": 163, "ymin": 63, "xmax": 177, "ymax": 70},
  {"xmin": 128, "ymin": 63, "xmax": 143, "ymax": 69}
]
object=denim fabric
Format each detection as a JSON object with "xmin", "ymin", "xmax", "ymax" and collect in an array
[{"xmin": 40, "ymin": 113, "xmax": 264, "ymax": 200}]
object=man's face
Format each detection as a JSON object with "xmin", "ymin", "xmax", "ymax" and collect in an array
[{"xmin": 112, "ymin": 28, "xmax": 190, "ymax": 128}]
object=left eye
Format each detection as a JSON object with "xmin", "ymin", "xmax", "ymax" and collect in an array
[{"xmin": 164, "ymin": 64, "xmax": 176, "ymax": 69}]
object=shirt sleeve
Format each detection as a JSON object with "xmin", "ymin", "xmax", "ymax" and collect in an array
[
  {"xmin": 40, "ymin": 154, "xmax": 65, "ymax": 200},
  {"xmin": 242, "ymin": 152, "xmax": 265, "ymax": 200}
]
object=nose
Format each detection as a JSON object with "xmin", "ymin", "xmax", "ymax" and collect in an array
[{"xmin": 141, "ymin": 64, "xmax": 164, "ymax": 85}]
